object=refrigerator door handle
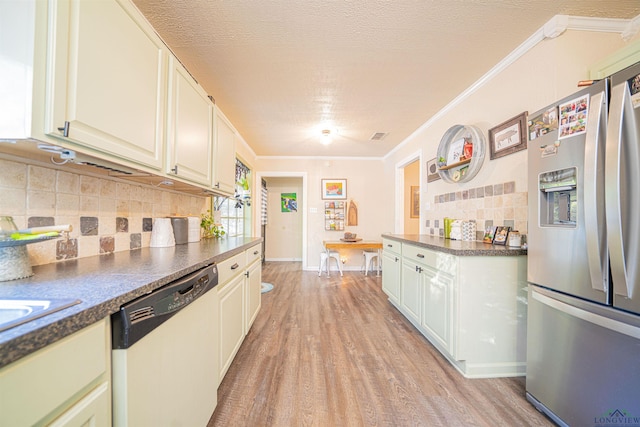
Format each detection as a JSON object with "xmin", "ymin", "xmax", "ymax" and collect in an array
[
  {"xmin": 583, "ymin": 90, "xmax": 607, "ymax": 292},
  {"xmin": 606, "ymin": 81, "xmax": 640, "ymax": 299},
  {"xmin": 532, "ymin": 289, "xmax": 640, "ymax": 339}
]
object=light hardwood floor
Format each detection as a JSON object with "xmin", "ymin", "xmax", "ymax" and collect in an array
[{"xmin": 208, "ymin": 262, "xmax": 553, "ymax": 426}]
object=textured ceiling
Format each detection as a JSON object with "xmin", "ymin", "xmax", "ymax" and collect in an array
[{"xmin": 132, "ymin": 0, "xmax": 640, "ymax": 158}]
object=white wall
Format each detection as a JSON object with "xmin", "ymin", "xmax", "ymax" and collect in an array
[
  {"xmin": 385, "ymin": 29, "xmax": 634, "ymax": 236},
  {"xmin": 246, "ymin": 27, "xmax": 636, "ymax": 270},
  {"xmin": 264, "ymin": 176, "xmax": 303, "ymax": 261},
  {"xmin": 254, "ymin": 157, "xmax": 391, "ymax": 270}
]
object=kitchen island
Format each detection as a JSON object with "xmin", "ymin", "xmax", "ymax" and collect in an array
[{"xmin": 381, "ymin": 234, "xmax": 527, "ymax": 378}]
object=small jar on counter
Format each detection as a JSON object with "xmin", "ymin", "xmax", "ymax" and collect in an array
[{"xmin": 508, "ymin": 231, "xmax": 522, "ymax": 247}]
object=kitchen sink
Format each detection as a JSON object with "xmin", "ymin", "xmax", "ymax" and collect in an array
[{"xmin": 0, "ymin": 298, "xmax": 81, "ymax": 333}]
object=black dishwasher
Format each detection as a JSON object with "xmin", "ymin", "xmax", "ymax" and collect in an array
[
  {"xmin": 111, "ymin": 263, "xmax": 220, "ymax": 426},
  {"xmin": 112, "ymin": 263, "xmax": 219, "ymax": 349}
]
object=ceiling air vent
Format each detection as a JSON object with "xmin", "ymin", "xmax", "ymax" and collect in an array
[{"xmin": 369, "ymin": 132, "xmax": 388, "ymax": 141}]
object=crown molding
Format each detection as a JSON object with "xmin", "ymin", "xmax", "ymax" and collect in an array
[
  {"xmin": 622, "ymin": 14, "xmax": 640, "ymax": 41},
  {"xmin": 385, "ymin": 13, "xmax": 639, "ymax": 162},
  {"xmin": 256, "ymin": 155, "xmax": 384, "ymax": 161}
]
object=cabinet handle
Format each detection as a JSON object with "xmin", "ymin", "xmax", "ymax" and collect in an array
[
  {"xmin": 57, "ymin": 121, "xmax": 70, "ymax": 137},
  {"xmin": 417, "ymin": 254, "xmax": 425, "ymax": 258},
  {"xmin": 171, "ymin": 165, "xmax": 178, "ymax": 174},
  {"xmin": 415, "ymin": 266, "xmax": 423, "ymax": 273},
  {"xmin": 245, "ymin": 271, "xmax": 249, "ymax": 278},
  {"xmin": 387, "ymin": 244, "xmax": 393, "ymax": 248},
  {"xmin": 214, "ymin": 182, "xmax": 220, "ymax": 188},
  {"xmin": 231, "ymin": 263, "xmax": 239, "ymax": 270},
  {"xmin": 253, "ymin": 250, "xmax": 259, "ymax": 255},
  {"xmin": 395, "ymin": 257, "xmax": 399, "ymax": 262}
]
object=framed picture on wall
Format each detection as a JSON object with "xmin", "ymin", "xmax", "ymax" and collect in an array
[
  {"xmin": 280, "ymin": 193, "xmax": 297, "ymax": 212},
  {"xmin": 410, "ymin": 186, "xmax": 420, "ymax": 218},
  {"xmin": 426, "ymin": 158, "xmax": 441, "ymax": 182},
  {"xmin": 489, "ymin": 112, "xmax": 528, "ymax": 160},
  {"xmin": 321, "ymin": 179, "xmax": 347, "ymax": 200}
]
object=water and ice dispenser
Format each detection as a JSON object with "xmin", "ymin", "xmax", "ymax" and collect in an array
[{"xmin": 538, "ymin": 167, "xmax": 577, "ymax": 227}]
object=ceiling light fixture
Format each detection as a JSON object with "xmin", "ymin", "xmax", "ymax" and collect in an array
[{"xmin": 321, "ymin": 129, "xmax": 332, "ymax": 145}]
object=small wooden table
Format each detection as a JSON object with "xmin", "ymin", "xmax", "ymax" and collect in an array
[{"xmin": 323, "ymin": 240, "xmax": 383, "ymax": 276}]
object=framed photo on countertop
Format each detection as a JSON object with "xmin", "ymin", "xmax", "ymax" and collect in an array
[{"xmin": 492, "ymin": 226, "xmax": 511, "ymax": 245}]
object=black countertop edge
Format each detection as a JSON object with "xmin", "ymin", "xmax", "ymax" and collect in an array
[
  {"xmin": 381, "ymin": 234, "xmax": 527, "ymax": 256},
  {"xmin": 0, "ymin": 236, "xmax": 262, "ymax": 369}
]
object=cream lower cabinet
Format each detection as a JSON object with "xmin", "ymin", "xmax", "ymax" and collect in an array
[
  {"xmin": 401, "ymin": 247, "xmax": 454, "ymax": 354},
  {"xmin": 387, "ymin": 240, "xmax": 527, "ymax": 378},
  {"xmin": 46, "ymin": 0, "xmax": 167, "ymax": 171},
  {"xmin": 400, "ymin": 258, "xmax": 422, "ymax": 325},
  {"xmin": 217, "ymin": 243, "xmax": 262, "ymax": 385},
  {"xmin": 420, "ymin": 265, "xmax": 454, "ymax": 354},
  {"xmin": 245, "ymin": 246, "xmax": 262, "ymax": 331},
  {"xmin": 381, "ymin": 238, "xmax": 401, "ymax": 304},
  {"xmin": 217, "ymin": 251, "xmax": 247, "ymax": 384},
  {"xmin": 0, "ymin": 318, "xmax": 111, "ymax": 426}
]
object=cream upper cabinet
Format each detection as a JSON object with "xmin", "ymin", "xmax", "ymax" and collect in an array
[
  {"xmin": 46, "ymin": 0, "xmax": 167, "ymax": 170},
  {"xmin": 166, "ymin": 57, "xmax": 213, "ymax": 185},
  {"xmin": 213, "ymin": 107, "xmax": 237, "ymax": 195}
]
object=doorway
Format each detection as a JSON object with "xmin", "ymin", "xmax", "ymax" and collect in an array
[
  {"xmin": 394, "ymin": 151, "xmax": 422, "ymax": 234},
  {"xmin": 254, "ymin": 172, "xmax": 308, "ymax": 269}
]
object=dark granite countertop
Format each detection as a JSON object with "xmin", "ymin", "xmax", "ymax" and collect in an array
[
  {"xmin": 381, "ymin": 234, "xmax": 527, "ymax": 256},
  {"xmin": 0, "ymin": 237, "xmax": 261, "ymax": 369}
]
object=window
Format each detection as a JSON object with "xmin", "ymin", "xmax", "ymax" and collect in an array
[
  {"xmin": 215, "ymin": 159, "xmax": 251, "ymax": 237},
  {"xmin": 217, "ymin": 197, "xmax": 244, "ymax": 237}
]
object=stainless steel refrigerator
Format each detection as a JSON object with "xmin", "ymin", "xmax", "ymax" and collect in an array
[{"xmin": 526, "ymin": 62, "xmax": 640, "ymax": 426}]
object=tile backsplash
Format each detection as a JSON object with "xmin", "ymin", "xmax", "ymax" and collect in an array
[
  {"xmin": 0, "ymin": 158, "xmax": 209, "ymax": 266},
  {"xmin": 424, "ymin": 180, "xmax": 528, "ymax": 240}
]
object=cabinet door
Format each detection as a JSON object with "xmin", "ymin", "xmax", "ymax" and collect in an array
[
  {"xmin": 0, "ymin": 319, "xmax": 108, "ymax": 426},
  {"xmin": 421, "ymin": 266, "xmax": 453, "ymax": 353},
  {"xmin": 400, "ymin": 259, "xmax": 422, "ymax": 325},
  {"xmin": 49, "ymin": 382, "xmax": 110, "ymax": 427},
  {"xmin": 166, "ymin": 57, "xmax": 213, "ymax": 185},
  {"xmin": 47, "ymin": 0, "xmax": 166, "ymax": 170},
  {"xmin": 218, "ymin": 274, "xmax": 245, "ymax": 383},
  {"xmin": 213, "ymin": 107, "xmax": 236, "ymax": 195},
  {"xmin": 245, "ymin": 260, "xmax": 262, "ymax": 331},
  {"xmin": 382, "ymin": 251, "xmax": 401, "ymax": 303}
]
